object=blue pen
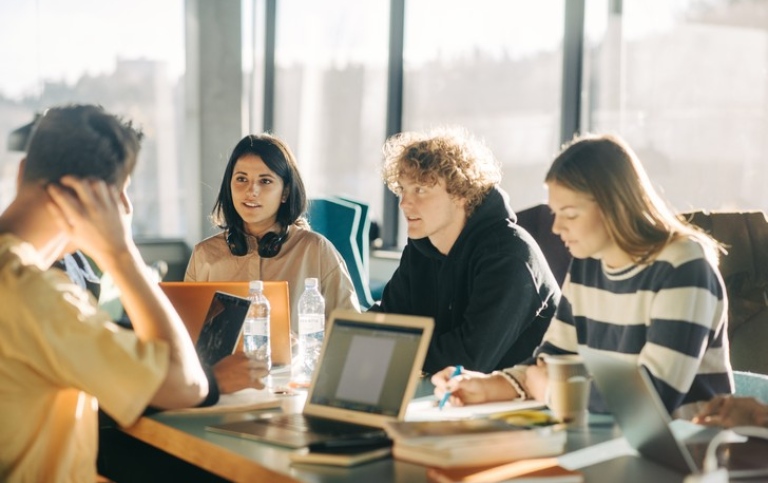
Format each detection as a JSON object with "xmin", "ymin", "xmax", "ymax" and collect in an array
[{"xmin": 438, "ymin": 365, "xmax": 463, "ymax": 410}]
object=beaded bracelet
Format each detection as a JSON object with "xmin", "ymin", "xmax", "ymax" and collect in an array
[{"xmin": 492, "ymin": 369, "xmax": 528, "ymax": 400}]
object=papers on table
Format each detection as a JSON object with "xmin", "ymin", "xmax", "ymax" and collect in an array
[
  {"xmin": 161, "ymin": 388, "xmax": 282, "ymax": 415},
  {"xmin": 405, "ymin": 395, "xmax": 545, "ymax": 421}
]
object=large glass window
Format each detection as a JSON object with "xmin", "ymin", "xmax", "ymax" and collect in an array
[
  {"xmin": 584, "ymin": 0, "xmax": 768, "ymax": 212},
  {"xmin": 0, "ymin": 0, "xmax": 185, "ymax": 237},
  {"xmin": 402, "ymin": 0, "xmax": 566, "ymax": 224},
  {"xmin": 272, "ymin": 0, "xmax": 390, "ymax": 223}
]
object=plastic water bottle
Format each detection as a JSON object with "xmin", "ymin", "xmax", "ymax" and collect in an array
[
  {"xmin": 244, "ymin": 280, "xmax": 271, "ymax": 374},
  {"xmin": 292, "ymin": 277, "xmax": 325, "ymax": 387}
]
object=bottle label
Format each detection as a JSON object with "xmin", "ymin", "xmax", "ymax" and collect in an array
[
  {"xmin": 244, "ymin": 316, "xmax": 271, "ymax": 366},
  {"xmin": 298, "ymin": 314, "xmax": 324, "ymax": 334},
  {"xmin": 247, "ymin": 316, "xmax": 270, "ymax": 336}
]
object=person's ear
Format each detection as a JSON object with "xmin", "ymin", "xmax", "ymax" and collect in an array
[
  {"xmin": 120, "ymin": 187, "xmax": 133, "ymax": 216},
  {"xmin": 281, "ymin": 187, "xmax": 289, "ymax": 203}
]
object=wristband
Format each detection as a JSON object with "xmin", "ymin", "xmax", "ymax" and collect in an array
[
  {"xmin": 492, "ymin": 369, "xmax": 528, "ymax": 400},
  {"xmin": 197, "ymin": 365, "xmax": 220, "ymax": 407}
]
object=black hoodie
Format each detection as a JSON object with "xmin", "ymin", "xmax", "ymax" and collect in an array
[{"xmin": 370, "ymin": 187, "xmax": 561, "ymax": 374}]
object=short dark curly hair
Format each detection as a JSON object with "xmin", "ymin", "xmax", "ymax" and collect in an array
[{"xmin": 23, "ymin": 104, "xmax": 142, "ymax": 187}]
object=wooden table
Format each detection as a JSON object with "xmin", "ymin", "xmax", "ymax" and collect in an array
[{"xmin": 115, "ymin": 384, "xmax": 695, "ymax": 483}]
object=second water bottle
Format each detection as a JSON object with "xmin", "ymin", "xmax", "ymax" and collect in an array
[{"xmin": 292, "ymin": 277, "xmax": 325, "ymax": 387}]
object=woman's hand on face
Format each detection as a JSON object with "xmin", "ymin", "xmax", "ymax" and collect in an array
[{"xmin": 212, "ymin": 352, "xmax": 268, "ymax": 394}]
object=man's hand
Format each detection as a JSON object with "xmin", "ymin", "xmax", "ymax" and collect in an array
[
  {"xmin": 213, "ymin": 353, "xmax": 269, "ymax": 394},
  {"xmin": 693, "ymin": 395, "xmax": 768, "ymax": 428},
  {"xmin": 46, "ymin": 176, "xmax": 133, "ymax": 270}
]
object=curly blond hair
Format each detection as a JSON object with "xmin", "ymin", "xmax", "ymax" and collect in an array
[{"xmin": 381, "ymin": 127, "xmax": 501, "ymax": 216}]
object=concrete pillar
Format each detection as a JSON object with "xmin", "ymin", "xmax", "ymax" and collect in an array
[{"xmin": 185, "ymin": 0, "xmax": 242, "ymax": 244}]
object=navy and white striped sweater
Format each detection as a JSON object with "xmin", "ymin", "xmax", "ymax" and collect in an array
[{"xmin": 531, "ymin": 237, "xmax": 733, "ymax": 419}]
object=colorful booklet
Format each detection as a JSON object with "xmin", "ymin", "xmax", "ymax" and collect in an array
[
  {"xmin": 195, "ymin": 291, "xmax": 250, "ymax": 367},
  {"xmin": 426, "ymin": 457, "xmax": 583, "ymax": 483}
]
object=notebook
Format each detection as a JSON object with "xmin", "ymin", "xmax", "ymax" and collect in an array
[
  {"xmin": 159, "ymin": 281, "xmax": 291, "ymax": 367},
  {"xmin": 205, "ymin": 310, "xmax": 434, "ymax": 448},
  {"xmin": 195, "ymin": 291, "xmax": 250, "ymax": 367},
  {"xmin": 579, "ymin": 346, "xmax": 768, "ymax": 477}
]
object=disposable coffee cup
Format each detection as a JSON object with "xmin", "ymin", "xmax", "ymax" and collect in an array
[{"xmin": 543, "ymin": 354, "xmax": 590, "ymax": 426}]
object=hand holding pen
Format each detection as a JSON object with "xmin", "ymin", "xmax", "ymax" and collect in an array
[
  {"xmin": 431, "ymin": 365, "xmax": 509, "ymax": 407},
  {"xmin": 437, "ymin": 365, "xmax": 463, "ymax": 410}
]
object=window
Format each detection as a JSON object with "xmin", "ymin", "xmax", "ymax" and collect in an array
[
  {"xmin": 402, "ymin": 0, "xmax": 566, "ymax": 225},
  {"xmin": 0, "ymin": 0, "xmax": 186, "ymax": 237},
  {"xmin": 584, "ymin": 0, "xmax": 768, "ymax": 212},
  {"xmin": 272, "ymin": 0, "xmax": 390, "ymax": 223}
]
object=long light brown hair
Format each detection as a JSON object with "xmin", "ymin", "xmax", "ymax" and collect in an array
[{"xmin": 545, "ymin": 133, "xmax": 721, "ymax": 264}]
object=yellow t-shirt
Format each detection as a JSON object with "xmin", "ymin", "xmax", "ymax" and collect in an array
[{"xmin": 0, "ymin": 235, "xmax": 169, "ymax": 482}]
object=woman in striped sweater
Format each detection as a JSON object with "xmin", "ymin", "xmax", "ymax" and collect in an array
[{"xmin": 433, "ymin": 133, "xmax": 733, "ymax": 419}]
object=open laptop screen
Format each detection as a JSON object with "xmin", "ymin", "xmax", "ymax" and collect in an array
[{"xmin": 308, "ymin": 316, "xmax": 428, "ymax": 418}]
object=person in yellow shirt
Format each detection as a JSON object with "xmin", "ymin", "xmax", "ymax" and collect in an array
[{"xmin": 0, "ymin": 104, "xmax": 209, "ymax": 482}]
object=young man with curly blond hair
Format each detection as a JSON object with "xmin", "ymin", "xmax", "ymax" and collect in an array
[{"xmin": 369, "ymin": 127, "xmax": 560, "ymax": 374}]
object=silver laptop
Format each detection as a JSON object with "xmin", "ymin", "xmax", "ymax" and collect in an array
[
  {"xmin": 580, "ymin": 346, "xmax": 768, "ymax": 477},
  {"xmin": 206, "ymin": 310, "xmax": 434, "ymax": 448}
]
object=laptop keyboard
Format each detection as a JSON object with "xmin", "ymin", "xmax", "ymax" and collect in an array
[{"xmin": 266, "ymin": 413, "xmax": 310, "ymax": 432}]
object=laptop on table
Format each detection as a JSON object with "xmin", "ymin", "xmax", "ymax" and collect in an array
[
  {"xmin": 580, "ymin": 346, "xmax": 768, "ymax": 478},
  {"xmin": 206, "ymin": 310, "xmax": 434, "ymax": 448},
  {"xmin": 159, "ymin": 281, "xmax": 291, "ymax": 367}
]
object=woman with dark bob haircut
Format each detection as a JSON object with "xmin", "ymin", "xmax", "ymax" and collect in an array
[{"xmin": 185, "ymin": 133, "xmax": 359, "ymax": 393}]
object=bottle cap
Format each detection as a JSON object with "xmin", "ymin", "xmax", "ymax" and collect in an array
[
  {"xmin": 304, "ymin": 277, "xmax": 318, "ymax": 289},
  {"xmin": 249, "ymin": 280, "xmax": 264, "ymax": 291}
]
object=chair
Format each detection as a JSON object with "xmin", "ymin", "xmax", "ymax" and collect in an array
[
  {"xmin": 515, "ymin": 204, "xmax": 571, "ymax": 287},
  {"xmin": 335, "ymin": 195, "xmax": 386, "ymax": 302},
  {"xmin": 307, "ymin": 197, "xmax": 375, "ymax": 309},
  {"xmin": 733, "ymin": 370, "xmax": 768, "ymax": 402},
  {"xmin": 334, "ymin": 195, "xmax": 371, "ymax": 279},
  {"xmin": 684, "ymin": 210, "xmax": 768, "ymax": 375}
]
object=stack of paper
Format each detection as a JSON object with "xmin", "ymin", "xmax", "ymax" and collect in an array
[
  {"xmin": 160, "ymin": 388, "xmax": 282, "ymax": 415},
  {"xmin": 383, "ymin": 418, "xmax": 567, "ymax": 468}
]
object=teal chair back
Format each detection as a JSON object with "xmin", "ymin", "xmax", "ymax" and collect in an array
[
  {"xmin": 307, "ymin": 197, "xmax": 374, "ymax": 309},
  {"xmin": 733, "ymin": 370, "xmax": 768, "ymax": 402},
  {"xmin": 335, "ymin": 196, "xmax": 371, "ymax": 279}
]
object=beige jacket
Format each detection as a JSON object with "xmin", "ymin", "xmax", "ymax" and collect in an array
[{"xmin": 185, "ymin": 225, "xmax": 360, "ymax": 332}]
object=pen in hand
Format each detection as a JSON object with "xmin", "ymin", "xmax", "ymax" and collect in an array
[{"xmin": 438, "ymin": 365, "xmax": 463, "ymax": 410}]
